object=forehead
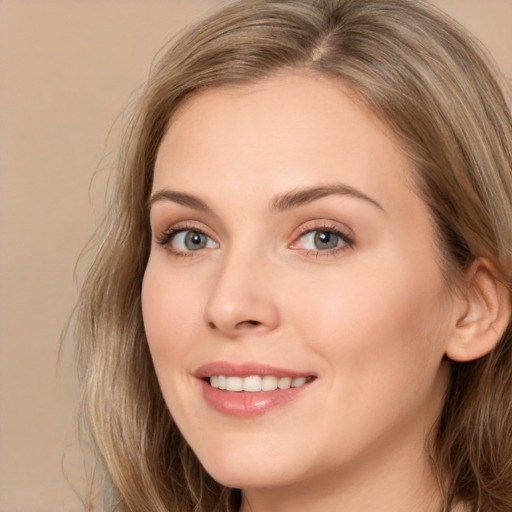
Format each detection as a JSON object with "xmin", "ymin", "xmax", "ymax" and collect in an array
[{"xmin": 153, "ymin": 72, "xmax": 417, "ymax": 214}]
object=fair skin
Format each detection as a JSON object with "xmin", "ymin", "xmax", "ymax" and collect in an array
[{"xmin": 142, "ymin": 73, "xmax": 489, "ymax": 512}]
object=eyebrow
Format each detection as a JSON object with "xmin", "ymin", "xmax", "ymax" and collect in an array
[
  {"xmin": 148, "ymin": 184, "xmax": 384, "ymax": 214},
  {"xmin": 147, "ymin": 189, "xmax": 212, "ymax": 213},
  {"xmin": 271, "ymin": 184, "xmax": 385, "ymax": 213}
]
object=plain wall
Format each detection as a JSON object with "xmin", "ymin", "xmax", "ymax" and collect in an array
[{"xmin": 0, "ymin": 1, "xmax": 510, "ymax": 510}]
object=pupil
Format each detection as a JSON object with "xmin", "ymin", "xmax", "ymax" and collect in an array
[
  {"xmin": 185, "ymin": 231, "xmax": 206, "ymax": 250},
  {"xmin": 314, "ymin": 231, "xmax": 338, "ymax": 250}
]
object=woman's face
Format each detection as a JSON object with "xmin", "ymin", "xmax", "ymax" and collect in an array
[{"xmin": 142, "ymin": 73, "xmax": 459, "ymax": 495}]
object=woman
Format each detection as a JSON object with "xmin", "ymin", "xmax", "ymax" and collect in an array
[{"xmin": 75, "ymin": 0, "xmax": 512, "ymax": 510}]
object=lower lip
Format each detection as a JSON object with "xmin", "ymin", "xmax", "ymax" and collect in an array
[{"xmin": 199, "ymin": 379, "xmax": 312, "ymax": 417}]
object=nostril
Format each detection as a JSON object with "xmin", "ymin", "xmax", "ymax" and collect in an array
[
  {"xmin": 237, "ymin": 320, "xmax": 261, "ymax": 329},
  {"xmin": 207, "ymin": 319, "xmax": 262, "ymax": 333},
  {"xmin": 207, "ymin": 319, "xmax": 260, "ymax": 332}
]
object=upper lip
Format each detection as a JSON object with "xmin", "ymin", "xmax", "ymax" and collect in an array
[{"xmin": 194, "ymin": 361, "xmax": 316, "ymax": 379}]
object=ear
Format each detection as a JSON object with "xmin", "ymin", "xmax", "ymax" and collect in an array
[{"xmin": 445, "ymin": 258, "xmax": 510, "ymax": 362}]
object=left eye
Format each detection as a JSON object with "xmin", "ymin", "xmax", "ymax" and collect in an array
[
  {"xmin": 171, "ymin": 230, "xmax": 217, "ymax": 252},
  {"xmin": 297, "ymin": 229, "xmax": 347, "ymax": 251}
]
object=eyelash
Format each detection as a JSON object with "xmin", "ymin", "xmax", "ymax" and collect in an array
[
  {"xmin": 154, "ymin": 222, "xmax": 355, "ymax": 258},
  {"xmin": 155, "ymin": 223, "xmax": 212, "ymax": 257},
  {"xmin": 293, "ymin": 223, "xmax": 355, "ymax": 257}
]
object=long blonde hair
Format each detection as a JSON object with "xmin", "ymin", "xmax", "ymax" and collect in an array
[{"xmin": 75, "ymin": 1, "xmax": 512, "ymax": 510}]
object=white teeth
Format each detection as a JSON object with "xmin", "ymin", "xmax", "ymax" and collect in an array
[
  {"xmin": 262, "ymin": 375, "xmax": 278, "ymax": 391},
  {"xmin": 209, "ymin": 375, "xmax": 310, "ymax": 392},
  {"xmin": 243, "ymin": 375, "xmax": 262, "ymax": 392},
  {"xmin": 291, "ymin": 377, "xmax": 306, "ymax": 388},
  {"xmin": 277, "ymin": 377, "xmax": 292, "ymax": 389},
  {"xmin": 225, "ymin": 376, "xmax": 243, "ymax": 391}
]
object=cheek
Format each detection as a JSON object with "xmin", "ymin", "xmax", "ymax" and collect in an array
[
  {"xmin": 288, "ymin": 256, "xmax": 451, "ymax": 383},
  {"xmin": 284, "ymin": 261, "xmax": 452, "ymax": 453},
  {"xmin": 141, "ymin": 261, "xmax": 213, "ymax": 426},
  {"xmin": 141, "ymin": 261, "xmax": 204, "ymax": 366}
]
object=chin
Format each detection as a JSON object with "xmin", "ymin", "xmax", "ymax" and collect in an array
[
  {"xmin": 197, "ymin": 447, "xmax": 299, "ymax": 490},
  {"xmin": 206, "ymin": 467, "xmax": 291, "ymax": 490}
]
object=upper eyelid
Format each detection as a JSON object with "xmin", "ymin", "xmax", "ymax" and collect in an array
[
  {"xmin": 294, "ymin": 220, "xmax": 355, "ymax": 238},
  {"xmin": 153, "ymin": 221, "xmax": 217, "ymax": 247},
  {"xmin": 153, "ymin": 219, "xmax": 214, "ymax": 236}
]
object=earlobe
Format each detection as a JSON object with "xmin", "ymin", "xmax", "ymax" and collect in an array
[{"xmin": 445, "ymin": 258, "xmax": 511, "ymax": 362}]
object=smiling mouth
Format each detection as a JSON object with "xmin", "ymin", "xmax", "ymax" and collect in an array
[
  {"xmin": 208, "ymin": 375, "xmax": 315, "ymax": 392},
  {"xmin": 198, "ymin": 365, "xmax": 316, "ymax": 416}
]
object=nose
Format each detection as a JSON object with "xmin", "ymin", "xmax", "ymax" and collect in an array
[{"xmin": 204, "ymin": 251, "xmax": 280, "ymax": 338}]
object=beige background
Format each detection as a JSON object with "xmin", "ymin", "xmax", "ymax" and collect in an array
[{"xmin": 0, "ymin": 1, "xmax": 510, "ymax": 510}]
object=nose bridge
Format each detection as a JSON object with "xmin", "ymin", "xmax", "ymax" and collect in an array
[{"xmin": 204, "ymin": 240, "xmax": 279, "ymax": 336}]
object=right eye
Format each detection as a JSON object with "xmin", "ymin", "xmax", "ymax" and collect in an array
[{"xmin": 159, "ymin": 229, "xmax": 218, "ymax": 255}]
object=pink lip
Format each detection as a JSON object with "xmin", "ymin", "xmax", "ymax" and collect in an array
[
  {"xmin": 194, "ymin": 361, "xmax": 316, "ymax": 417},
  {"xmin": 195, "ymin": 361, "xmax": 314, "ymax": 379}
]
